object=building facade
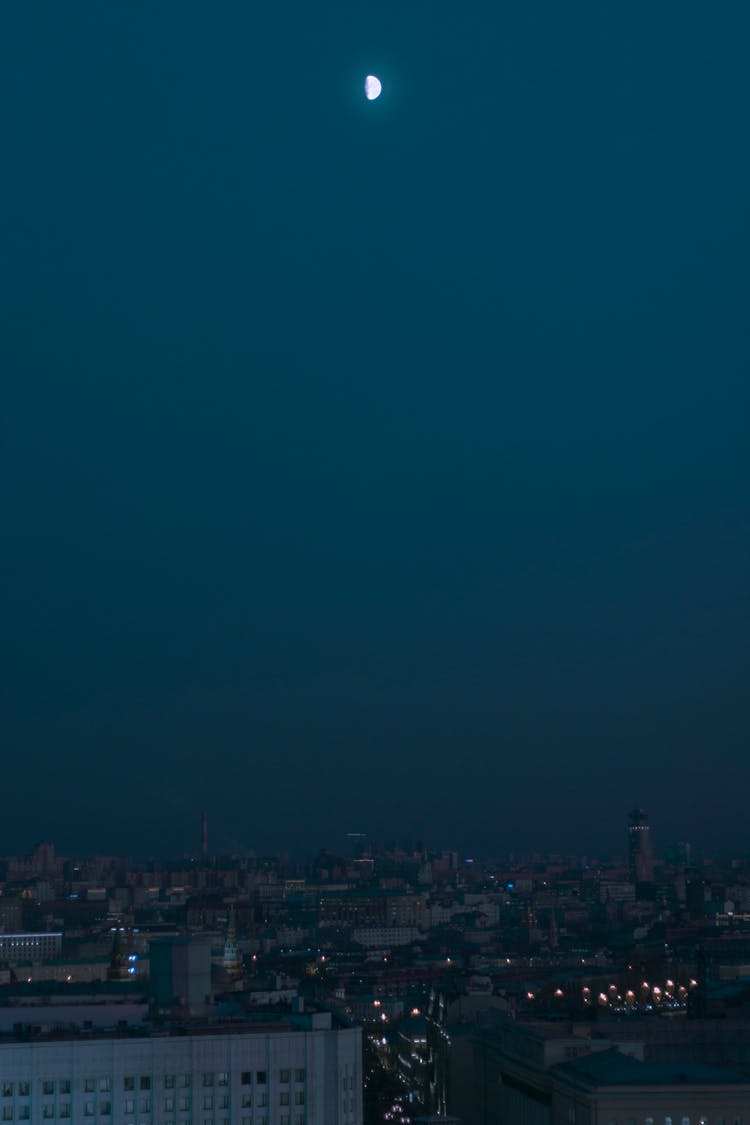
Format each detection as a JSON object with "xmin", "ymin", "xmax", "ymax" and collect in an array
[{"xmin": 0, "ymin": 1012, "xmax": 362, "ymax": 1125}]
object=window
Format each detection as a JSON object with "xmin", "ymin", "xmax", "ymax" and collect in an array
[
  {"xmin": 665, "ymin": 1119, "xmax": 673, "ymax": 1125},
  {"xmin": 217, "ymin": 1095, "xmax": 228, "ymax": 1109},
  {"xmin": 281, "ymin": 1116, "xmax": 290, "ymax": 1125},
  {"xmin": 280, "ymin": 1070, "xmax": 290, "ymax": 1084},
  {"xmin": 2, "ymin": 1109, "xmax": 13, "ymax": 1122},
  {"xmin": 682, "ymin": 1119, "xmax": 690, "ymax": 1125},
  {"xmin": 125, "ymin": 1100, "xmax": 135, "ymax": 1113},
  {"xmin": 42, "ymin": 1083, "xmax": 54, "ymax": 1096},
  {"xmin": 140, "ymin": 1078, "xmax": 151, "ymax": 1091},
  {"xmin": 42, "ymin": 1111, "xmax": 54, "ymax": 1121},
  {"xmin": 178, "ymin": 1075, "xmax": 191, "ymax": 1088},
  {"xmin": 646, "ymin": 1120, "xmax": 654, "ymax": 1125},
  {"xmin": 1, "ymin": 1086, "xmax": 11, "ymax": 1098},
  {"xmin": 60, "ymin": 1081, "xmax": 71, "ymax": 1095},
  {"xmin": 84, "ymin": 1103, "xmax": 95, "ymax": 1117},
  {"xmin": 257, "ymin": 1072, "xmax": 267, "ymax": 1085},
  {"xmin": 568, "ymin": 1110, "xmax": 575, "ymax": 1124},
  {"xmin": 139, "ymin": 1099, "xmax": 151, "ymax": 1113},
  {"xmin": 294, "ymin": 1091, "xmax": 305, "ymax": 1106},
  {"xmin": 125, "ymin": 1078, "xmax": 136, "ymax": 1091},
  {"xmin": 242, "ymin": 1094, "xmax": 252, "ymax": 1107},
  {"xmin": 217, "ymin": 1073, "xmax": 228, "ymax": 1086},
  {"xmin": 257, "ymin": 1093, "xmax": 268, "ymax": 1108},
  {"xmin": 85, "ymin": 1079, "xmax": 96, "ymax": 1092},
  {"xmin": 203, "ymin": 1096, "xmax": 213, "ymax": 1110},
  {"xmin": 295, "ymin": 1116, "xmax": 305, "ymax": 1125},
  {"xmin": 100, "ymin": 1101, "xmax": 111, "ymax": 1115},
  {"xmin": 165, "ymin": 1097, "xmax": 175, "ymax": 1111},
  {"xmin": 100, "ymin": 1078, "xmax": 112, "ymax": 1093},
  {"xmin": 294, "ymin": 1069, "xmax": 305, "ymax": 1083},
  {"xmin": 203, "ymin": 1074, "xmax": 214, "ymax": 1087},
  {"xmin": 18, "ymin": 1112, "xmax": 30, "ymax": 1122},
  {"xmin": 165, "ymin": 1076, "xmax": 175, "ymax": 1089},
  {"xmin": 280, "ymin": 1092, "xmax": 290, "ymax": 1106},
  {"xmin": 178, "ymin": 1096, "xmax": 191, "ymax": 1111},
  {"xmin": 18, "ymin": 1085, "xmax": 29, "ymax": 1098},
  {"xmin": 241, "ymin": 1072, "xmax": 252, "ymax": 1085}
]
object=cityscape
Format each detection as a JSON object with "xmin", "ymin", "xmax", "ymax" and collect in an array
[
  {"xmin": 3, "ymin": 2, "xmax": 748, "ymax": 1124},
  {"xmin": 1, "ymin": 813, "xmax": 750, "ymax": 1122}
]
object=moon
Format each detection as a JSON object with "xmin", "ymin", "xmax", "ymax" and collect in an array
[{"xmin": 364, "ymin": 75, "xmax": 382, "ymax": 101}]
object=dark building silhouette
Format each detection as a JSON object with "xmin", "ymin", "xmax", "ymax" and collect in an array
[{"xmin": 627, "ymin": 808, "xmax": 654, "ymax": 886}]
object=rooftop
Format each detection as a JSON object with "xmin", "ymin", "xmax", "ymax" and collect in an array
[{"xmin": 554, "ymin": 1048, "xmax": 750, "ymax": 1087}]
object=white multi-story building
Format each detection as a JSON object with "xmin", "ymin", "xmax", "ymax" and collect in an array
[
  {"xmin": 0, "ymin": 934, "xmax": 63, "ymax": 962},
  {"xmin": 0, "ymin": 1009, "xmax": 362, "ymax": 1125}
]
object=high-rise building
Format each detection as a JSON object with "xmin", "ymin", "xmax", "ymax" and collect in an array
[{"xmin": 627, "ymin": 808, "xmax": 654, "ymax": 885}]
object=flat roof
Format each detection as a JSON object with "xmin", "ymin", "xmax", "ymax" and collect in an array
[{"xmin": 555, "ymin": 1048, "xmax": 750, "ymax": 1087}]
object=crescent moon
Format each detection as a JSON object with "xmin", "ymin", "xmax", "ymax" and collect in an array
[{"xmin": 364, "ymin": 75, "xmax": 382, "ymax": 101}]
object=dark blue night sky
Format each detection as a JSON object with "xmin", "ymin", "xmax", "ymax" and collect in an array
[{"xmin": 2, "ymin": 2, "xmax": 748, "ymax": 856}]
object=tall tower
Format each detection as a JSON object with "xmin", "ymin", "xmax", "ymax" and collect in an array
[
  {"xmin": 627, "ymin": 808, "xmax": 654, "ymax": 884},
  {"xmin": 223, "ymin": 905, "xmax": 242, "ymax": 980}
]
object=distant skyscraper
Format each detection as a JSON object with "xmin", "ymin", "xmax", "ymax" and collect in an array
[{"xmin": 627, "ymin": 808, "xmax": 654, "ymax": 884}]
